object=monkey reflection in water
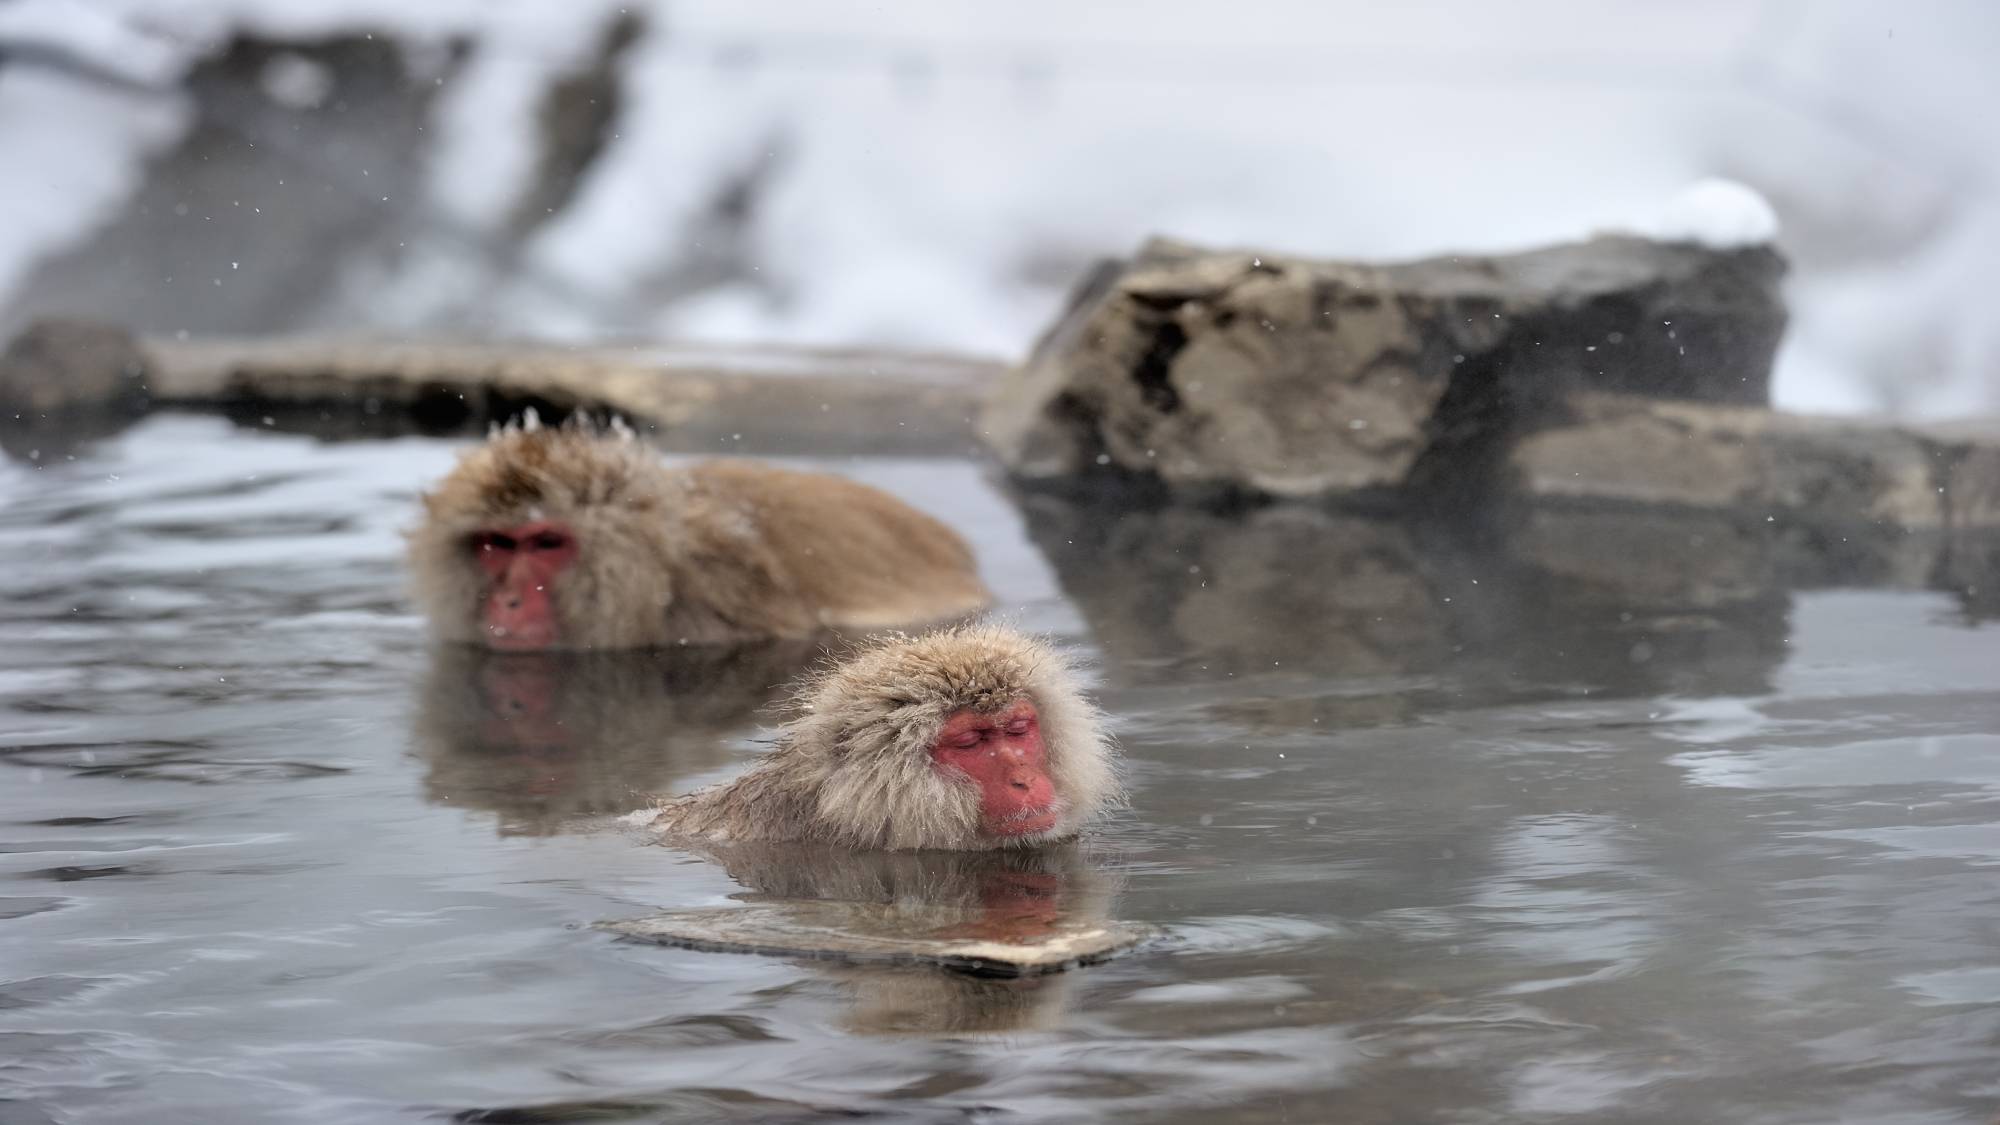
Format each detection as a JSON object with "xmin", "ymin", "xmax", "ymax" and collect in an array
[
  {"xmin": 413, "ymin": 641, "xmax": 818, "ymax": 837},
  {"xmin": 635, "ymin": 625, "xmax": 1131, "ymax": 1033}
]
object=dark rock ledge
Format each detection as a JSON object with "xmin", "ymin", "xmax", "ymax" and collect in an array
[
  {"xmin": 979, "ymin": 235, "xmax": 1998, "ymax": 535},
  {"xmin": 0, "ymin": 322, "xmax": 1000, "ymax": 458}
]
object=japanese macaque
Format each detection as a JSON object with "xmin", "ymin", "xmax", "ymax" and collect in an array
[
  {"xmin": 648, "ymin": 624, "xmax": 1120, "ymax": 851},
  {"xmin": 407, "ymin": 412, "xmax": 991, "ymax": 650},
  {"xmin": 413, "ymin": 641, "xmax": 816, "ymax": 836}
]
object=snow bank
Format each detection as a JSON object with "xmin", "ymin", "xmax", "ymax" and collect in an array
[
  {"xmin": 1641, "ymin": 178, "xmax": 1780, "ymax": 249},
  {"xmin": 0, "ymin": 68, "xmax": 184, "ymax": 306}
]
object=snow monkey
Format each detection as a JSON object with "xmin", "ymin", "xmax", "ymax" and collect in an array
[
  {"xmin": 407, "ymin": 412, "xmax": 991, "ymax": 650},
  {"xmin": 648, "ymin": 624, "xmax": 1121, "ymax": 851}
]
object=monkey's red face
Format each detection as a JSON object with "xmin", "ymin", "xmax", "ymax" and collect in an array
[
  {"xmin": 470, "ymin": 522, "xmax": 577, "ymax": 650},
  {"xmin": 929, "ymin": 700, "xmax": 1060, "ymax": 839}
]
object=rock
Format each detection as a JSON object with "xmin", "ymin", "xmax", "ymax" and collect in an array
[
  {"xmin": 600, "ymin": 846, "xmax": 1147, "ymax": 980},
  {"xmin": 2, "ymin": 33, "xmax": 452, "ymax": 339},
  {"xmin": 507, "ymin": 11, "xmax": 645, "ymax": 240},
  {"xmin": 597, "ymin": 903, "xmax": 1154, "ymax": 977},
  {"xmin": 0, "ymin": 319, "xmax": 155, "ymax": 460},
  {"xmin": 1510, "ymin": 394, "xmax": 2000, "ymax": 531},
  {"xmin": 0, "ymin": 319, "xmax": 151, "ymax": 416},
  {"xmin": 983, "ymin": 234, "xmax": 1786, "ymax": 496},
  {"xmin": 1927, "ymin": 420, "xmax": 2000, "ymax": 532},
  {"xmin": 142, "ymin": 336, "xmax": 996, "ymax": 456},
  {"xmin": 1503, "ymin": 505, "xmax": 1925, "ymax": 606}
]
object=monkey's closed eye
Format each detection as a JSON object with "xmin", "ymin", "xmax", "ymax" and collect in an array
[
  {"xmin": 949, "ymin": 731, "xmax": 985, "ymax": 750},
  {"xmin": 529, "ymin": 531, "xmax": 569, "ymax": 551},
  {"xmin": 471, "ymin": 532, "xmax": 516, "ymax": 553},
  {"xmin": 1005, "ymin": 719, "xmax": 1033, "ymax": 736}
]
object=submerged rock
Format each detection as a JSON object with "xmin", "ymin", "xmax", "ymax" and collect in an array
[
  {"xmin": 982, "ymin": 234, "xmax": 1787, "ymax": 497},
  {"xmin": 598, "ymin": 903, "xmax": 1153, "ymax": 977},
  {"xmin": 603, "ymin": 844, "xmax": 1150, "ymax": 984}
]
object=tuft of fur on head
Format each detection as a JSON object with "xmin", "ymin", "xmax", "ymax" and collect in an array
[
  {"xmin": 407, "ymin": 413, "xmax": 679, "ymax": 649},
  {"xmin": 653, "ymin": 624, "xmax": 1121, "ymax": 851}
]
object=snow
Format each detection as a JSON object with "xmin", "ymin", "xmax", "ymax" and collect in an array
[
  {"xmin": 0, "ymin": 67, "xmax": 185, "ymax": 306},
  {"xmin": 0, "ymin": 0, "xmax": 1996, "ymax": 419},
  {"xmin": 1641, "ymin": 178, "xmax": 1779, "ymax": 249},
  {"xmin": 256, "ymin": 52, "xmax": 334, "ymax": 111},
  {"xmin": 424, "ymin": 49, "xmax": 559, "ymax": 233},
  {"xmin": 0, "ymin": 0, "xmax": 181, "ymax": 88}
]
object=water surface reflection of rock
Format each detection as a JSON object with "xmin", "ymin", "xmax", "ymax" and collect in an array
[
  {"xmin": 1011, "ymin": 492, "xmax": 2000, "ymax": 723},
  {"xmin": 684, "ymin": 843, "xmax": 1119, "ymax": 1035},
  {"xmin": 413, "ymin": 643, "xmax": 817, "ymax": 836}
]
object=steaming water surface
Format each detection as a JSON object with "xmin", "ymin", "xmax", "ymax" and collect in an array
[{"xmin": 4, "ymin": 415, "xmax": 1998, "ymax": 1123}]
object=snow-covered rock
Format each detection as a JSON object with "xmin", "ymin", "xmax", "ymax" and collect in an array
[{"xmin": 1645, "ymin": 178, "xmax": 1780, "ymax": 249}]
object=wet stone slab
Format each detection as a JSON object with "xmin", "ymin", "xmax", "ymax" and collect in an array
[{"xmin": 598, "ymin": 901, "xmax": 1158, "ymax": 977}]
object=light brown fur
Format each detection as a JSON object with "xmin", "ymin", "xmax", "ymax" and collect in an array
[
  {"xmin": 650, "ymin": 624, "xmax": 1121, "ymax": 851},
  {"xmin": 407, "ymin": 415, "xmax": 991, "ymax": 648}
]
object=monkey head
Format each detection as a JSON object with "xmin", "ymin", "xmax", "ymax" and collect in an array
[
  {"xmin": 408, "ymin": 413, "xmax": 677, "ymax": 650},
  {"xmin": 408, "ymin": 412, "xmax": 990, "ymax": 651},
  {"xmin": 653, "ymin": 625, "xmax": 1123, "ymax": 850}
]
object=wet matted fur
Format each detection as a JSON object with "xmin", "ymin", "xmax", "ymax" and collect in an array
[{"xmin": 651, "ymin": 624, "xmax": 1121, "ymax": 851}]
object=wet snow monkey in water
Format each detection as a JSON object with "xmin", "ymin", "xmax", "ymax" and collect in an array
[
  {"xmin": 408, "ymin": 413, "xmax": 991, "ymax": 649},
  {"xmin": 650, "ymin": 625, "xmax": 1121, "ymax": 850}
]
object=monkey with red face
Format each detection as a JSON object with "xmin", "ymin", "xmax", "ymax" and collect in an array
[
  {"xmin": 407, "ymin": 413, "xmax": 991, "ymax": 650},
  {"xmin": 648, "ymin": 624, "xmax": 1121, "ymax": 851}
]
